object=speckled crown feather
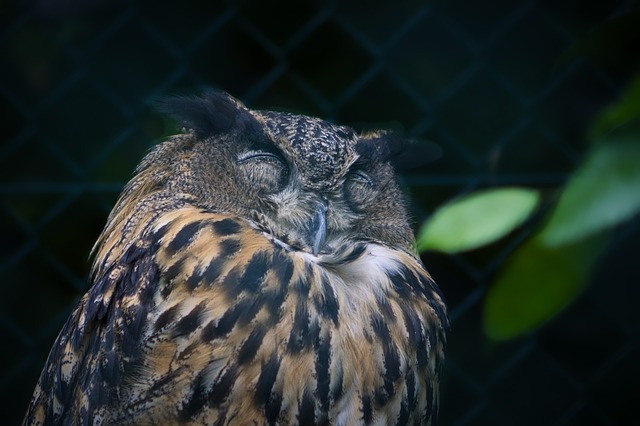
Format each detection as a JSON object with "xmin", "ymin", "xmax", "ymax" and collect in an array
[{"xmin": 256, "ymin": 110, "xmax": 359, "ymax": 191}]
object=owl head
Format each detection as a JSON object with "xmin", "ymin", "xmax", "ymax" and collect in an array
[{"xmin": 119, "ymin": 91, "xmax": 416, "ymax": 257}]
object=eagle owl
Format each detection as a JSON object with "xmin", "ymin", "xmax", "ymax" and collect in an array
[{"xmin": 24, "ymin": 91, "xmax": 447, "ymax": 425}]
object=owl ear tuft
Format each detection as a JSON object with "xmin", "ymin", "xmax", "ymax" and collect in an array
[
  {"xmin": 158, "ymin": 90, "xmax": 263, "ymax": 139},
  {"xmin": 357, "ymin": 130, "xmax": 407, "ymax": 162},
  {"xmin": 357, "ymin": 131, "xmax": 442, "ymax": 171}
]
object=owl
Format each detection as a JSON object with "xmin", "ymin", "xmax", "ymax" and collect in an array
[{"xmin": 24, "ymin": 91, "xmax": 447, "ymax": 425}]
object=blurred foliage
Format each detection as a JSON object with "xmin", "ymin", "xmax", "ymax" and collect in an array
[
  {"xmin": 589, "ymin": 75, "xmax": 640, "ymax": 139},
  {"xmin": 419, "ymin": 74, "xmax": 640, "ymax": 340},
  {"xmin": 416, "ymin": 188, "xmax": 540, "ymax": 254},
  {"xmin": 483, "ymin": 233, "xmax": 607, "ymax": 340},
  {"xmin": 484, "ymin": 7, "xmax": 640, "ymax": 340},
  {"xmin": 540, "ymin": 120, "xmax": 640, "ymax": 247}
]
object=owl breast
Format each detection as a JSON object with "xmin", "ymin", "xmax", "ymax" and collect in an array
[{"xmin": 95, "ymin": 206, "xmax": 447, "ymax": 425}]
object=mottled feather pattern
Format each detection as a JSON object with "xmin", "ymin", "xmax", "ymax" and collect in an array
[
  {"xmin": 26, "ymin": 207, "xmax": 445, "ymax": 425},
  {"xmin": 24, "ymin": 91, "xmax": 447, "ymax": 425}
]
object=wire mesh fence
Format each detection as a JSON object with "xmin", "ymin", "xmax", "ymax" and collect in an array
[{"xmin": 1, "ymin": 0, "xmax": 639, "ymax": 424}]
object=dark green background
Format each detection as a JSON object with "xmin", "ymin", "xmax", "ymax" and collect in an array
[{"xmin": 1, "ymin": 1, "xmax": 639, "ymax": 424}]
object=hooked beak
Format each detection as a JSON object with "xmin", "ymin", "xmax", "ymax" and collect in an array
[{"xmin": 307, "ymin": 201, "xmax": 327, "ymax": 255}]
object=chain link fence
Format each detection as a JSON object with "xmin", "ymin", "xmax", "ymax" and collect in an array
[{"xmin": 1, "ymin": 0, "xmax": 639, "ymax": 424}]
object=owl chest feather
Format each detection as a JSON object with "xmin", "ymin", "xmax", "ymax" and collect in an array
[
  {"xmin": 27, "ymin": 207, "xmax": 445, "ymax": 425},
  {"xmin": 108, "ymin": 208, "xmax": 446, "ymax": 425}
]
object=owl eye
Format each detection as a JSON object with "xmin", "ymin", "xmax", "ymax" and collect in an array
[
  {"xmin": 344, "ymin": 170, "xmax": 374, "ymax": 211},
  {"xmin": 237, "ymin": 151, "xmax": 289, "ymax": 193},
  {"xmin": 348, "ymin": 170, "xmax": 372, "ymax": 185}
]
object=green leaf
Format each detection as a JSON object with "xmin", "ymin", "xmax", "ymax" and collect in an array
[
  {"xmin": 483, "ymin": 234, "xmax": 606, "ymax": 341},
  {"xmin": 417, "ymin": 187, "xmax": 540, "ymax": 254},
  {"xmin": 589, "ymin": 75, "xmax": 640, "ymax": 139},
  {"xmin": 539, "ymin": 125, "xmax": 640, "ymax": 247}
]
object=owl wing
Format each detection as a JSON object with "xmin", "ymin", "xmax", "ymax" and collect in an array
[
  {"xmin": 23, "ymin": 207, "xmax": 165, "ymax": 424},
  {"xmin": 23, "ymin": 206, "xmax": 294, "ymax": 424}
]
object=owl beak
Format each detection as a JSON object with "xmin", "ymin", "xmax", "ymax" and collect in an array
[{"xmin": 308, "ymin": 201, "xmax": 327, "ymax": 255}]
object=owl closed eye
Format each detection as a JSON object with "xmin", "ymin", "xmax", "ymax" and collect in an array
[{"xmin": 237, "ymin": 150, "xmax": 289, "ymax": 193}]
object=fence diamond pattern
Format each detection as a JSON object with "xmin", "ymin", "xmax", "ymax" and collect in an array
[{"xmin": 1, "ymin": 1, "xmax": 638, "ymax": 424}]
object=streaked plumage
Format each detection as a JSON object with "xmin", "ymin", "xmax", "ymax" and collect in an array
[{"xmin": 24, "ymin": 91, "xmax": 447, "ymax": 425}]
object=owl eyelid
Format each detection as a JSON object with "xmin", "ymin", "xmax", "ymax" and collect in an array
[
  {"xmin": 237, "ymin": 150, "xmax": 285, "ymax": 165},
  {"xmin": 348, "ymin": 169, "xmax": 372, "ymax": 185}
]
